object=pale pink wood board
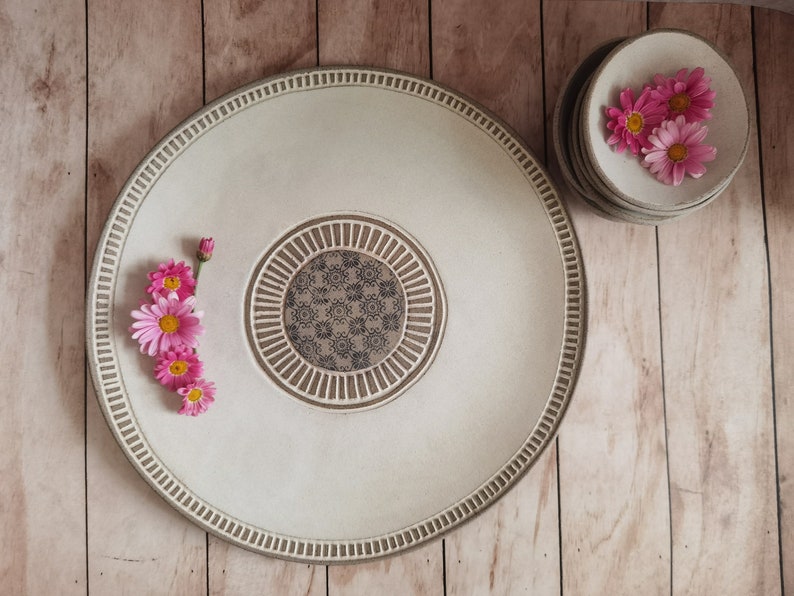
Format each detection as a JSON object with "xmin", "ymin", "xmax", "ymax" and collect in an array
[{"xmin": 2, "ymin": 0, "xmax": 791, "ymax": 593}]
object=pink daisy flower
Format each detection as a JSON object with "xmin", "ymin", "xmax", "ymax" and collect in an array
[
  {"xmin": 177, "ymin": 378, "xmax": 216, "ymax": 416},
  {"xmin": 605, "ymin": 87, "xmax": 668, "ymax": 155},
  {"xmin": 146, "ymin": 259, "xmax": 197, "ymax": 300},
  {"xmin": 154, "ymin": 347, "xmax": 204, "ymax": 391},
  {"xmin": 129, "ymin": 293, "xmax": 204, "ymax": 357},
  {"xmin": 651, "ymin": 67, "xmax": 716, "ymax": 123},
  {"xmin": 642, "ymin": 115, "xmax": 717, "ymax": 186}
]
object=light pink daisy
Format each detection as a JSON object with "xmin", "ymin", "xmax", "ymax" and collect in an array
[
  {"xmin": 154, "ymin": 347, "xmax": 204, "ymax": 391},
  {"xmin": 651, "ymin": 67, "xmax": 716, "ymax": 123},
  {"xmin": 605, "ymin": 86, "xmax": 668, "ymax": 155},
  {"xmin": 642, "ymin": 115, "xmax": 717, "ymax": 186},
  {"xmin": 129, "ymin": 293, "xmax": 204, "ymax": 357},
  {"xmin": 177, "ymin": 378, "xmax": 216, "ymax": 416},
  {"xmin": 146, "ymin": 259, "xmax": 197, "ymax": 301}
]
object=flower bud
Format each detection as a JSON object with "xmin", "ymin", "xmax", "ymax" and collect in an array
[{"xmin": 197, "ymin": 237, "xmax": 214, "ymax": 262}]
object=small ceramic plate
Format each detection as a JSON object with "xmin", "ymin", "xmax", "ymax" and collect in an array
[
  {"xmin": 87, "ymin": 67, "xmax": 586, "ymax": 564},
  {"xmin": 553, "ymin": 38, "xmax": 624, "ymax": 205},
  {"xmin": 582, "ymin": 29, "xmax": 749, "ymax": 210},
  {"xmin": 571, "ymin": 76, "xmax": 675, "ymax": 225}
]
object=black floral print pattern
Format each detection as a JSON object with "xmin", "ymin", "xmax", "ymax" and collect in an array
[{"xmin": 284, "ymin": 250, "xmax": 406, "ymax": 371}]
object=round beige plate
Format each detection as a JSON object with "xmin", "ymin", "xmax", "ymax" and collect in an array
[
  {"xmin": 582, "ymin": 29, "xmax": 750, "ymax": 210},
  {"xmin": 87, "ymin": 67, "xmax": 585, "ymax": 563}
]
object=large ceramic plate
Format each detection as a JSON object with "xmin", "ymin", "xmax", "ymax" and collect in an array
[{"xmin": 87, "ymin": 67, "xmax": 585, "ymax": 563}]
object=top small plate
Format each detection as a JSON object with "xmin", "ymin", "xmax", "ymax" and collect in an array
[{"xmin": 582, "ymin": 29, "xmax": 750, "ymax": 209}]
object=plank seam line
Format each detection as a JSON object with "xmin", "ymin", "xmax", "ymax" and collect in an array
[{"xmin": 750, "ymin": 7, "xmax": 785, "ymax": 594}]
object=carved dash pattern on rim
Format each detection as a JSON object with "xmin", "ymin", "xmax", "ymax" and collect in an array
[{"xmin": 246, "ymin": 213, "xmax": 446, "ymax": 410}]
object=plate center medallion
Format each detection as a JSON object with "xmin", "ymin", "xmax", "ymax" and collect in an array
[
  {"xmin": 284, "ymin": 250, "xmax": 405, "ymax": 372},
  {"xmin": 246, "ymin": 214, "xmax": 446, "ymax": 410}
]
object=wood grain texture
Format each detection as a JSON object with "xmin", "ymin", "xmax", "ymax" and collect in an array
[
  {"xmin": 755, "ymin": 8, "xmax": 794, "ymax": 591},
  {"xmin": 431, "ymin": 2, "xmax": 560, "ymax": 593},
  {"xmin": 86, "ymin": 0, "xmax": 207, "ymax": 592},
  {"xmin": 544, "ymin": 3, "xmax": 672, "ymax": 594},
  {"xmin": 446, "ymin": 446, "xmax": 561, "ymax": 595},
  {"xmin": 318, "ymin": 2, "xmax": 438, "ymax": 591},
  {"xmin": 203, "ymin": 1, "xmax": 325, "ymax": 591},
  {"xmin": 650, "ymin": 4, "xmax": 780, "ymax": 594},
  {"xmin": 4, "ymin": 0, "xmax": 791, "ymax": 592},
  {"xmin": 431, "ymin": 0, "xmax": 545, "ymax": 156},
  {"xmin": 328, "ymin": 543, "xmax": 443, "ymax": 596},
  {"xmin": 318, "ymin": 0, "xmax": 430, "ymax": 76},
  {"xmin": 208, "ymin": 542, "xmax": 326, "ymax": 596},
  {"xmin": 0, "ymin": 1, "xmax": 86, "ymax": 593},
  {"xmin": 204, "ymin": 0, "xmax": 317, "ymax": 103},
  {"xmin": 631, "ymin": 0, "xmax": 794, "ymax": 14}
]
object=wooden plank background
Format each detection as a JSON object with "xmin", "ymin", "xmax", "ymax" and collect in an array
[{"xmin": 2, "ymin": 0, "xmax": 792, "ymax": 594}]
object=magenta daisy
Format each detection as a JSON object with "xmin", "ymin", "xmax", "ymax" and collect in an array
[
  {"xmin": 154, "ymin": 347, "xmax": 204, "ymax": 391},
  {"xmin": 177, "ymin": 378, "xmax": 216, "ymax": 416},
  {"xmin": 642, "ymin": 115, "xmax": 717, "ymax": 186},
  {"xmin": 651, "ymin": 67, "xmax": 716, "ymax": 123},
  {"xmin": 605, "ymin": 86, "xmax": 668, "ymax": 155},
  {"xmin": 129, "ymin": 293, "xmax": 204, "ymax": 357},
  {"xmin": 146, "ymin": 259, "xmax": 197, "ymax": 301}
]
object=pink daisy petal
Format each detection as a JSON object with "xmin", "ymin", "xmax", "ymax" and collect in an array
[
  {"xmin": 687, "ymin": 106, "xmax": 714, "ymax": 122},
  {"xmin": 686, "ymin": 67, "xmax": 704, "ymax": 86},
  {"xmin": 644, "ymin": 150, "xmax": 668, "ymax": 164},
  {"xmin": 684, "ymin": 161, "xmax": 707, "ymax": 178},
  {"xmin": 641, "ymin": 116, "xmax": 715, "ymax": 185},
  {"xmin": 648, "ymin": 158, "xmax": 668, "ymax": 175},
  {"xmin": 655, "ymin": 160, "xmax": 674, "ymax": 185},
  {"xmin": 129, "ymin": 293, "xmax": 205, "ymax": 356},
  {"xmin": 655, "ymin": 126, "xmax": 675, "ymax": 147},
  {"xmin": 687, "ymin": 146, "xmax": 717, "ymax": 163},
  {"xmin": 619, "ymin": 88, "xmax": 635, "ymax": 111},
  {"xmin": 653, "ymin": 67, "xmax": 716, "ymax": 123},
  {"xmin": 155, "ymin": 348, "xmax": 204, "ymax": 391},
  {"xmin": 688, "ymin": 125, "xmax": 710, "ymax": 146},
  {"xmin": 672, "ymin": 162, "xmax": 686, "ymax": 186},
  {"xmin": 146, "ymin": 259, "xmax": 197, "ymax": 301},
  {"xmin": 603, "ymin": 87, "xmax": 666, "ymax": 155},
  {"xmin": 177, "ymin": 379, "xmax": 216, "ymax": 416}
]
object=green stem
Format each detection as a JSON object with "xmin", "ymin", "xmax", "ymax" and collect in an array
[{"xmin": 194, "ymin": 261, "xmax": 204, "ymax": 296}]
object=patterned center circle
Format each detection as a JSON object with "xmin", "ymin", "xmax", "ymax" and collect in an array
[
  {"xmin": 284, "ymin": 250, "xmax": 405, "ymax": 372},
  {"xmin": 246, "ymin": 213, "xmax": 446, "ymax": 411}
]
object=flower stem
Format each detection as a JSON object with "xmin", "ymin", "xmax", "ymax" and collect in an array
[{"xmin": 194, "ymin": 261, "xmax": 204, "ymax": 296}]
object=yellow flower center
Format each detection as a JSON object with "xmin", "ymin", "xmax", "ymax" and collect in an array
[
  {"xmin": 163, "ymin": 276, "xmax": 181, "ymax": 290},
  {"xmin": 158, "ymin": 314, "xmax": 179, "ymax": 334},
  {"xmin": 667, "ymin": 143, "xmax": 688, "ymax": 163},
  {"xmin": 668, "ymin": 92, "xmax": 691, "ymax": 113},
  {"xmin": 187, "ymin": 388, "xmax": 203, "ymax": 402},
  {"xmin": 169, "ymin": 360, "xmax": 188, "ymax": 376},
  {"xmin": 626, "ymin": 112, "xmax": 644, "ymax": 134}
]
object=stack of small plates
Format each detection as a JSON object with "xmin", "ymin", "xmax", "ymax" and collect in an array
[{"xmin": 553, "ymin": 29, "xmax": 750, "ymax": 224}]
